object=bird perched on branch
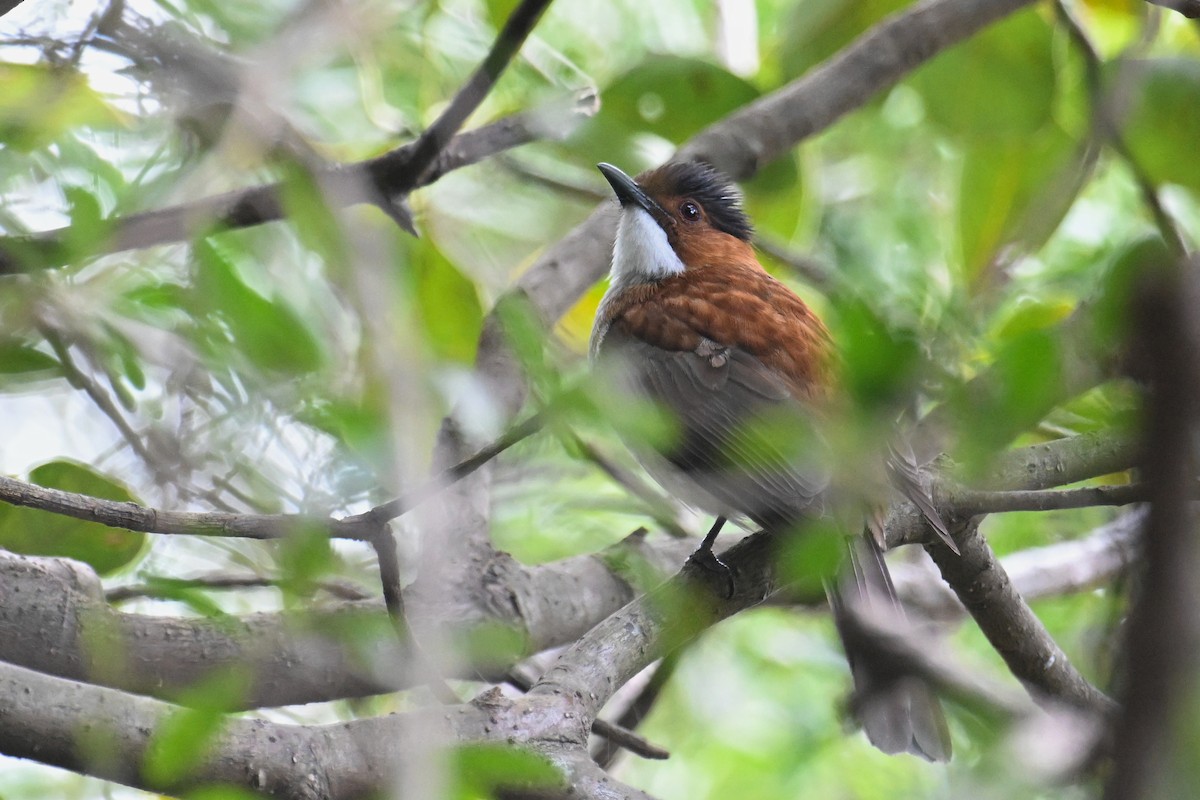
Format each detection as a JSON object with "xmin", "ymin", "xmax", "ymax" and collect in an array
[{"xmin": 589, "ymin": 160, "xmax": 955, "ymax": 761}]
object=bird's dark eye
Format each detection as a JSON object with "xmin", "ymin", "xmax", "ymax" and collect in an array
[{"xmin": 680, "ymin": 201, "xmax": 701, "ymax": 222}]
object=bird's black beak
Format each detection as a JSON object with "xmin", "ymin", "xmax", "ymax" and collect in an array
[{"xmin": 597, "ymin": 163, "xmax": 672, "ymax": 228}]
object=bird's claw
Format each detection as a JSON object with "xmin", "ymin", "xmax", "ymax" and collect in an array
[{"xmin": 686, "ymin": 547, "xmax": 735, "ymax": 599}]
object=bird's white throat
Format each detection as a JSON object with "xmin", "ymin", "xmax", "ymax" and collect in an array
[{"xmin": 611, "ymin": 207, "xmax": 685, "ymax": 284}]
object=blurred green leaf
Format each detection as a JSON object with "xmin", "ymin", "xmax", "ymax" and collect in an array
[
  {"xmin": 954, "ymin": 329, "xmax": 1065, "ymax": 472},
  {"xmin": 277, "ymin": 521, "xmax": 337, "ymax": 602},
  {"xmin": 0, "ymin": 63, "xmax": 124, "ymax": 150},
  {"xmin": 1092, "ymin": 235, "xmax": 1175, "ymax": 361},
  {"xmin": 278, "ymin": 161, "xmax": 350, "ymax": 267},
  {"xmin": 449, "ymin": 744, "xmax": 562, "ymax": 799},
  {"xmin": 0, "ymin": 339, "xmax": 59, "ymax": 378},
  {"xmin": 831, "ymin": 297, "xmax": 921, "ymax": 410},
  {"xmin": 572, "ymin": 56, "xmax": 760, "ymax": 170},
  {"xmin": 298, "ymin": 394, "xmax": 391, "ymax": 470},
  {"xmin": 494, "ymin": 292, "xmax": 559, "ymax": 398},
  {"xmin": 0, "ymin": 460, "xmax": 145, "ymax": 574},
  {"xmin": 61, "ymin": 185, "xmax": 110, "ymax": 261},
  {"xmin": 143, "ymin": 669, "xmax": 250, "ymax": 786},
  {"xmin": 408, "ymin": 238, "xmax": 484, "ymax": 364},
  {"xmin": 958, "ymin": 126, "xmax": 1080, "ymax": 280},
  {"xmin": 988, "ymin": 294, "xmax": 1076, "ymax": 342},
  {"xmin": 777, "ymin": 519, "xmax": 844, "ymax": 599},
  {"xmin": 453, "ymin": 621, "xmax": 528, "ymax": 674},
  {"xmin": 484, "ymin": 0, "xmax": 522, "ymax": 30},
  {"xmin": 1114, "ymin": 58, "xmax": 1200, "ymax": 195},
  {"xmin": 192, "ymin": 241, "xmax": 324, "ymax": 374},
  {"xmin": 773, "ymin": 0, "xmax": 911, "ymax": 82},
  {"xmin": 909, "ymin": 9, "xmax": 1056, "ymax": 139}
]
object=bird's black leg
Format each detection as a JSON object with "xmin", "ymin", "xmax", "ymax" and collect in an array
[{"xmin": 687, "ymin": 516, "xmax": 734, "ymax": 597}]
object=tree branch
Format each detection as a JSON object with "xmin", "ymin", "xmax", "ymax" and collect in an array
[
  {"xmin": 531, "ymin": 533, "xmax": 777, "ymax": 723},
  {"xmin": 0, "ymin": 412, "xmax": 544, "ymax": 542},
  {"xmin": 923, "ymin": 519, "xmax": 1117, "ymax": 715},
  {"xmin": 0, "ymin": 534, "xmax": 694, "ymax": 709},
  {"xmin": 947, "ymin": 482, "xmax": 1149, "ymax": 515},
  {"xmin": 373, "ymin": 0, "xmax": 556, "ymax": 193},
  {"xmin": 893, "ymin": 508, "xmax": 1145, "ymax": 619},
  {"xmin": 0, "ymin": 656, "xmax": 634, "ymax": 800},
  {"xmin": 1104, "ymin": 258, "xmax": 1200, "ymax": 799},
  {"xmin": 0, "ymin": 92, "xmax": 596, "ymax": 274},
  {"xmin": 678, "ymin": 0, "xmax": 1038, "ymax": 178}
]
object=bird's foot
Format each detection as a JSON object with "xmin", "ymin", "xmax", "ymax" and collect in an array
[{"xmin": 686, "ymin": 546, "xmax": 735, "ymax": 599}]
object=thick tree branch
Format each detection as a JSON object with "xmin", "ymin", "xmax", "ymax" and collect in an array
[
  {"xmin": 0, "ymin": 535, "xmax": 694, "ymax": 709},
  {"xmin": 893, "ymin": 508, "xmax": 1145, "ymax": 619},
  {"xmin": 0, "ymin": 657, "xmax": 652, "ymax": 800},
  {"xmin": 679, "ymin": 0, "xmax": 1037, "ymax": 178},
  {"xmin": 531, "ymin": 534, "xmax": 777, "ymax": 723},
  {"xmin": 923, "ymin": 519, "xmax": 1116, "ymax": 715},
  {"xmin": 1105, "ymin": 259, "xmax": 1200, "ymax": 800},
  {"xmin": 0, "ymin": 495, "xmax": 1144, "ymax": 715}
]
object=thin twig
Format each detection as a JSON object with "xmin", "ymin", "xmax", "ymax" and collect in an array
[
  {"xmin": 0, "ymin": 413, "xmax": 545, "ymax": 542},
  {"xmin": 1056, "ymin": 0, "xmax": 1189, "ymax": 257},
  {"xmin": 382, "ymin": 0, "xmax": 555, "ymax": 192},
  {"xmin": 948, "ymin": 482, "xmax": 1150, "ymax": 515},
  {"xmin": 346, "ymin": 412, "xmax": 546, "ymax": 528},
  {"xmin": 506, "ymin": 670, "xmax": 669, "ymax": 761},
  {"xmin": 104, "ymin": 573, "xmax": 371, "ymax": 602},
  {"xmin": 592, "ymin": 656, "xmax": 677, "ymax": 768},
  {"xmin": 753, "ymin": 234, "xmax": 833, "ymax": 290},
  {"xmin": 0, "ymin": 92, "xmax": 594, "ymax": 274},
  {"xmin": 37, "ymin": 323, "xmax": 155, "ymax": 467}
]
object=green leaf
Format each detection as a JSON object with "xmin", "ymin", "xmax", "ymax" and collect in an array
[
  {"xmin": 449, "ymin": 744, "xmax": 561, "ymax": 799},
  {"xmin": 484, "ymin": 0, "xmax": 522, "ymax": 30},
  {"xmin": 277, "ymin": 521, "xmax": 337, "ymax": 602},
  {"xmin": 407, "ymin": 238, "xmax": 484, "ymax": 364},
  {"xmin": 192, "ymin": 241, "xmax": 324, "ymax": 374},
  {"xmin": 988, "ymin": 294, "xmax": 1076, "ymax": 343},
  {"xmin": 0, "ymin": 63, "xmax": 124, "ymax": 150},
  {"xmin": 571, "ymin": 56, "xmax": 760, "ymax": 171},
  {"xmin": 277, "ymin": 161, "xmax": 350, "ymax": 266},
  {"xmin": 774, "ymin": 0, "xmax": 911, "ymax": 82},
  {"xmin": 958, "ymin": 126, "xmax": 1080, "ymax": 280},
  {"xmin": 832, "ymin": 297, "xmax": 921, "ymax": 410},
  {"xmin": 1115, "ymin": 58, "xmax": 1200, "ymax": 195},
  {"xmin": 1092, "ymin": 235, "xmax": 1175, "ymax": 353},
  {"xmin": 777, "ymin": 518, "xmax": 844, "ymax": 597},
  {"xmin": 0, "ymin": 460, "xmax": 146, "ymax": 574},
  {"xmin": 143, "ymin": 669, "xmax": 250, "ymax": 786},
  {"xmin": 953, "ymin": 329, "xmax": 1065, "ymax": 473},
  {"xmin": 0, "ymin": 339, "xmax": 59, "ymax": 378},
  {"xmin": 908, "ymin": 9, "xmax": 1056, "ymax": 139},
  {"xmin": 62, "ymin": 185, "xmax": 108, "ymax": 260}
]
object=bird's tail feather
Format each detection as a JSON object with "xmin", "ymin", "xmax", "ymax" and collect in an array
[{"xmin": 828, "ymin": 533, "xmax": 952, "ymax": 762}]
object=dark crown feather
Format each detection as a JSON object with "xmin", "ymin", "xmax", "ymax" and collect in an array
[{"xmin": 650, "ymin": 161, "xmax": 753, "ymax": 241}]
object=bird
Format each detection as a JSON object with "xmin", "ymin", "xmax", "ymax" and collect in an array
[{"xmin": 589, "ymin": 159, "xmax": 955, "ymax": 761}]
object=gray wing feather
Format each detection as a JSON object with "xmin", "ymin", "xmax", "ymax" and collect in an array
[{"xmin": 599, "ymin": 327, "xmax": 829, "ymax": 526}]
